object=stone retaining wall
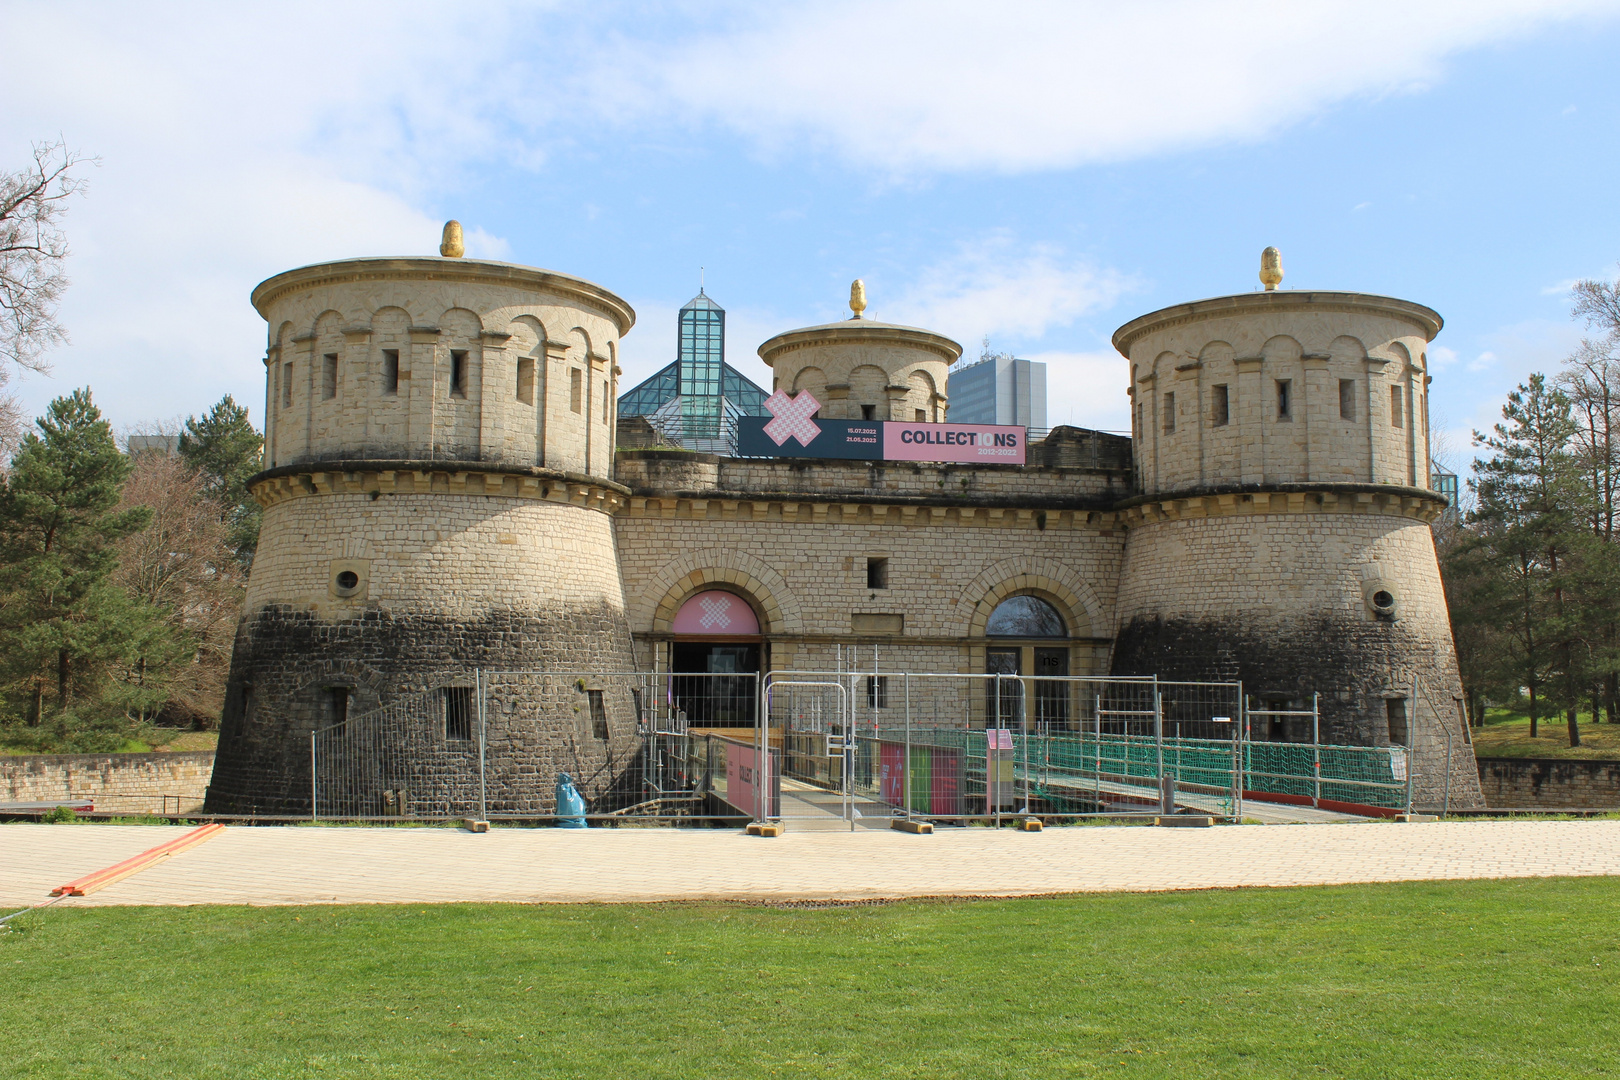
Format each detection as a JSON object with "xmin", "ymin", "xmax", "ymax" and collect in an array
[
  {"xmin": 0, "ymin": 752, "xmax": 214, "ymax": 813},
  {"xmin": 1476, "ymin": 757, "xmax": 1620, "ymax": 809}
]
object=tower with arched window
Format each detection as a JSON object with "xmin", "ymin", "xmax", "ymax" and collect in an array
[
  {"xmin": 1109, "ymin": 289, "xmax": 1481, "ymax": 807},
  {"xmin": 206, "ymin": 251, "xmax": 639, "ymax": 814}
]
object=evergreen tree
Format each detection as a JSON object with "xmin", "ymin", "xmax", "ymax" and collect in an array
[
  {"xmin": 177, "ymin": 394, "xmax": 262, "ymax": 567},
  {"xmin": 1470, "ymin": 374, "xmax": 1583, "ymax": 741},
  {"xmin": 0, "ymin": 389, "xmax": 180, "ymax": 749}
]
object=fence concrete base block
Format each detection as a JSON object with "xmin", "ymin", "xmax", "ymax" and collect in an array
[
  {"xmin": 1156, "ymin": 815, "xmax": 1214, "ymax": 828},
  {"xmin": 1019, "ymin": 818, "xmax": 1044, "ymax": 832},
  {"xmin": 891, "ymin": 818, "xmax": 934, "ymax": 834},
  {"xmin": 461, "ymin": 819, "xmax": 489, "ymax": 833},
  {"xmin": 746, "ymin": 822, "xmax": 785, "ymax": 837},
  {"xmin": 1395, "ymin": 813, "xmax": 1438, "ymax": 823}
]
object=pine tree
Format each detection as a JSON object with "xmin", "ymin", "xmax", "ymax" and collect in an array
[
  {"xmin": 177, "ymin": 394, "xmax": 263, "ymax": 567},
  {"xmin": 1471, "ymin": 374, "xmax": 1583, "ymax": 741},
  {"xmin": 0, "ymin": 389, "xmax": 181, "ymax": 749}
]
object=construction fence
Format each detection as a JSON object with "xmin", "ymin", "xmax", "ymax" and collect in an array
[{"xmin": 308, "ymin": 669, "xmax": 1414, "ymax": 823}]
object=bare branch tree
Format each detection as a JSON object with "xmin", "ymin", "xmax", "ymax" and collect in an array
[
  {"xmin": 0, "ymin": 141, "xmax": 92, "ymax": 376},
  {"xmin": 1572, "ymin": 271, "xmax": 1620, "ymax": 339}
]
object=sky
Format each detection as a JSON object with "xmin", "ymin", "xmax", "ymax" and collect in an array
[{"xmin": 4, "ymin": 0, "xmax": 1620, "ymax": 469}]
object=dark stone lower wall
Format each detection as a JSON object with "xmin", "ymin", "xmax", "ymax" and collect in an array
[
  {"xmin": 1476, "ymin": 758, "xmax": 1620, "ymax": 809},
  {"xmin": 1111, "ymin": 612, "xmax": 1482, "ymax": 809},
  {"xmin": 204, "ymin": 602, "xmax": 638, "ymax": 815}
]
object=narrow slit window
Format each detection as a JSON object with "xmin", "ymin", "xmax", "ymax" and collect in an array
[
  {"xmin": 603, "ymin": 380, "xmax": 610, "ymax": 423},
  {"xmin": 588, "ymin": 689, "xmax": 608, "ymax": 740},
  {"xmin": 449, "ymin": 351, "xmax": 468, "ymax": 398},
  {"xmin": 1391, "ymin": 385, "xmax": 1404, "ymax": 428},
  {"xmin": 444, "ymin": 687, "xmax": 473, "ymax": 741},
  {"xmin": 1339, "ymin": 379, "xmax": 1356, "ymax": 421},
  {"xmin": 865, "ymin": 675, "xmax": 889, "ymax": 709},
  {"xmin": 861, "ymin": 403, "xmax": 877, "ymax": 421},
  {"xmin": 866, "ymin": 557, "xmax": 889, "ymax": 589},
  {"xmin": 1162, "ymin": 392, "xmax": 1175, "ymax": 434},
  {"xmin": 516, "ymin": 357, "xmax": 535, "ymax": 405},
  {"xmin": 382, "ymin": 349, "xmax": 399, "ymax": 395},
  {"xmin": 570, "ymin": 368, "xmax": 583, "ymax": 413},
  {"xmin": 321, "ymin": 354, "xmax": 338, "ymax": 400},
  {"xmin": 273, "ymin": 366, "xmax": 282, "ymax": 412},
  {"xmin": 1276, "ymin": 380, "xmax": 1292, "ymax": 420},
  {"xmin": 1212, "ymin": 384, "xmax": 1229, "ymax": 427},
  {"xmin": 1386, "ymin": 697, "xmax": 1408, "ymax": 746},
  {"xmin": 282, "ymin": 363, "xmax": 293, "ymax": 408},
  {"xmin": 326, "ymin": 687, "xmax": 349, "ymax": 731}
]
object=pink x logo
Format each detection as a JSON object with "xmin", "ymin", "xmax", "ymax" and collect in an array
[{"xmin": 763, "ymin": 389, "xmax": 822, "ymax": 447}]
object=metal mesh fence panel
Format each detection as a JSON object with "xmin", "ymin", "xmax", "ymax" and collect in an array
[
  {"xmin": 312, "ymin": 687, "xmax": 475, "ymax": 819},
  {"xmin": 307, "ymin": 666, "xmax": 1410, "ymax": 822}
]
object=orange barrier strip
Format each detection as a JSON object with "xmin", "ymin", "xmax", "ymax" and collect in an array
[{"xmin": 50, "ymin": 823, "xmax": 226, "ymax": 897}]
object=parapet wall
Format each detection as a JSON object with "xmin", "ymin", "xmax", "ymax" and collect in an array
[
  {"xmin": 2, "ymin": 752, "xmax": 214, "ymax": 814},
  {"xmin": 614, "ymin": 448, "xmax": 1133, "ymax": 507}
]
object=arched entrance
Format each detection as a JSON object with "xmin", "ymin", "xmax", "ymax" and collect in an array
[
  {"xmin": 985, "ymin": 594, "xmax": 1071, "ymax": 728},
  {"xmin": 671, "ymin": 589, "xmax": 762, "ymax": 726}
]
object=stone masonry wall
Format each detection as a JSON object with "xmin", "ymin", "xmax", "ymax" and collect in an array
[
  {"xmin": 207, "ymin": 488, "xmax": 637, "ymax": 815},
  {"xmin": 614, "ymin": 500, "xmax": 1127, "ymax": 678},
  {"xmin": 2, "ymin": 752, "xmax": 214, "ymax": 813},
  {"xmin": 615, "ymin": 451, "xmax": 1135, "ymax": 505},
  {"xmin": 1476, "ymin": 758, "xmax": 1620, "ymax": 809},
  {"xmin": 1112, "ymin": 503, "xmax": 1483, "ymax": 808}
]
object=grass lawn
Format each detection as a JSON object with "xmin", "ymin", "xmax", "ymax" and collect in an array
[
  {"xmin": 1474, "ymin": 706, "xmax": 1620, "ymax": 759},
  {"xmin": 3, "ymin": 879, "xmax": 1617, "ymax": 1079}
]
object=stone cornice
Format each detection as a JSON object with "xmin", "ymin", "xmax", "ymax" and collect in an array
[
  {"xmin": 757, "ymin": 321, "xmax": 963, "ymax": 367},
  {"xmin": 249, "ymin": 460, "xmax": 629, "ymax": 514},
  {"xmin": 1117, "ymin": 483, "xmax": 1447, "ymax": 525},
  {"xmin": 620, "ymin": 495, "xmax": 1121, "ymax": 532},
  {"xmin": 251, "ymin": 257, "xmax": 636, "ymax": 335},
  {"xmin": 1111, "ymin": 291, "xmax": 1444, "ymax": 356}
]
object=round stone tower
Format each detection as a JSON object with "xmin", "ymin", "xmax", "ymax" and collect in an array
[
  {"xmin": 757, "ymin": 281, "xmax": 960, "ymax": 421},
  {"xmin": 205, "ymin": 238, "xmax": 639, "ymax": 815},
  {"xmin": 1109, "ymin": 261, "xmax": 1482, "ymax": 809}
]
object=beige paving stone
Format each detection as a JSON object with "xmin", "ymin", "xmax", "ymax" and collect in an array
[{"xmin": 4, "ymin": 821, "xmax": 1620, "ymax": 909}]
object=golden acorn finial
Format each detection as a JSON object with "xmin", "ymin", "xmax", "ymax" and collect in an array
[
  {"xmin": 1259, "ymin": 246, "xmax": 1283, "ymax": 291},
  {"xmin": 440, "ymin": 220, "xmax": 465, "ymax": 259},
  {"xmin": 849, "ymin": 278, "xmax": 867, "ymax": 319}
]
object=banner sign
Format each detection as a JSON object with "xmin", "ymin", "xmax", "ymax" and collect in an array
[
  {"xmin": 736, "ymin": 415, "xmax": 881, "ymax": 460},
  {"xmin": 722, "ymin": 739, "xmax": 778, "ymax": 817},
  {"xmin": 736, "ymin": 390, "xmax": 1025, "ymax": 464}
]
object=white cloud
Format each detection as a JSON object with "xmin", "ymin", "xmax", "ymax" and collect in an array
[
  {"xmin": 883, "ymin": 234, "xmax": 1132, "ymax": 349},
  {"xmin": 1467, "ymin": 350, "xmax": 1500, "ymax": 373},
  {"xmin": 617, "ymin": 0, "xmax": 1620, "ymax": 174},
  {"xmin": 4, "ymin": 0, "xmax": 1613, "ymax": 426},
  {"xmin": 1022, "ymin": 350, "xmax": 1132, "ymax": 434},
  {"xmin": 1430, "ymin": 345, "xmax": 1460, "ymax": 370}
]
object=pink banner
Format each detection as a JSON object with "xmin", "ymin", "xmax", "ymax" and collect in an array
[
  {"xmin": 882, "ymin": 423, "xmax": 1025, "ymax": 464},
  {"xmin": 724, "ymin": 740, "xmax": 774, "ymax": 817}
]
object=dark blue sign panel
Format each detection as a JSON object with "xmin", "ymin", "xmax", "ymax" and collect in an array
[{"xmin": 736, "ymin": 416, "xmax": 882, "ymax": 460}]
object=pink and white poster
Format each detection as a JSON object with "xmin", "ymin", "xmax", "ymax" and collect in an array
[
  {"xmin": 882, "ymin": 423, "xmax": 1026, "ymax": 464},
  {"xmin": 723, "ymin": 740, "xmax": 776, "ymax": 817}
]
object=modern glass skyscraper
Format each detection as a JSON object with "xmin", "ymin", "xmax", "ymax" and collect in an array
[{"xmin": 678, "ymin": 291, "xmax": 725, "ymax": 439}]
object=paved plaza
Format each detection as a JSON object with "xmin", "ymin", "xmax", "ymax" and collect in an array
[{"xmin": 4, "ymin": 820, "xmax": 1620, "ymax": 908}]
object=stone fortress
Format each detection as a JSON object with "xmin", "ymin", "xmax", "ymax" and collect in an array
[{"xmin": 205, "ymin": 227, "xmax": 1483, "ymax": 813}]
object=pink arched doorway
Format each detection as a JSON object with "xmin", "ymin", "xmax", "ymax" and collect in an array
[{"xmin": 670, "ymin": 589, "xmax": 762, "ymax": 727}]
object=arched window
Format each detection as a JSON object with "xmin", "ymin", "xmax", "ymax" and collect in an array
[
  {"xmin": 984, "ymin": 595, "xmax": 1069, "ymax": 730},
  {"xmin": 986, "ymin": 595, "xmax": 1066, "ymax": 638}
]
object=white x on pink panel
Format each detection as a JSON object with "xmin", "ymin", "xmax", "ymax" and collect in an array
[{"xmin": 697, "ymin": 593, "xmax": 733, "ymax": 630}]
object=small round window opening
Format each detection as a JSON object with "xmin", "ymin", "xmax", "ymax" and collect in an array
[
  {"xmin": 1370, "ymin": 590, "xmax": 1396, "ymax": 617},
  {"xmin": 335, "ymin": 570, "xmax": 360, "ymax": 592}
]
